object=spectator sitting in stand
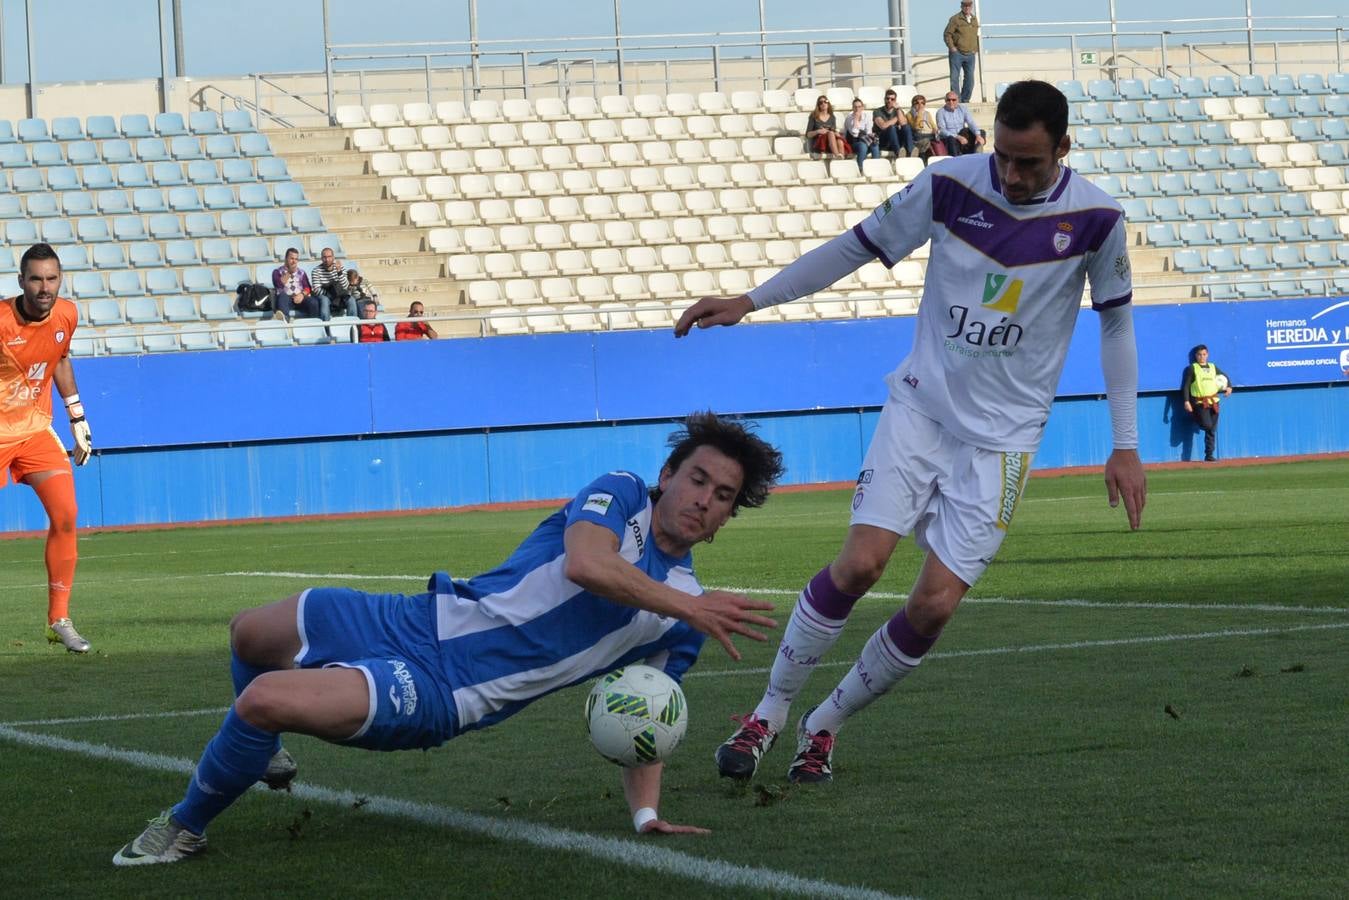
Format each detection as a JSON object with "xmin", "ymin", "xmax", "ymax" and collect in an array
[
  {"xmin": 935, "ymin": 92, "xmax": 985, "ymax": 156},
  {"xmin": 310, "ymin": 247, "xmax": 357, "ymax": 318},
  {"xmin": 843, "ymin": 99, "xmax": 880, "ymax": 173},
  {"xmin": 347, "ymin": 268, "xmax": 377, "ymax": 310},
  {"xmin": 395, "ymin": 301, "xmax": 439, "ymax": 341},
  {"xmin": 906, "ymin": 95, "xmax": 938, "ymax": 164},
  {"xmin": 873, "ymin": 89, "xmax": 913, "ymax": 159},
  {"xmin": 353, "ymin": 300, "xmax": 390, "ymax": 343},
  {"xmin": 271, "ymin": 248, "xmax": 320, "ymax": 321},
  {"xmin": 805, "ymin": 96, "xmax": 847, "ymax": 159}
]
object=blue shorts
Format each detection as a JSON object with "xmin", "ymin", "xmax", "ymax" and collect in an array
[{"xmin": 294, "ymin": 587, "xmax": 459, "ymax": 751}]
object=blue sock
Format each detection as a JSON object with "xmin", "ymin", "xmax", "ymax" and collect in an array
[
  {"xmin": 172, "ymin": 707, "xmax": 280, "ymax": 835},
  {"xmin": 230, "ymin": 650, "xmax": 270, "ymax": 698}
]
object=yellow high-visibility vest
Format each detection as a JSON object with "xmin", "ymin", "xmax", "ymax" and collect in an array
[{"xmin": 1190, "ymin": 362, "xmax": 1221, "ymax": 399}]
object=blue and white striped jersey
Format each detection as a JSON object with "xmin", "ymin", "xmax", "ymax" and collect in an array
[{"xmin": 427, "ymin": 471, "xmax": 706, "ymax": 733}]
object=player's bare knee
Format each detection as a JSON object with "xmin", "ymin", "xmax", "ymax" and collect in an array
[
  {"xmin": 831, "ymin": 553, "xmax": 888, "ymax": 595},
  {"xmin": 235, "ymin": 675, "xmax": 288, "ymax": 731}
]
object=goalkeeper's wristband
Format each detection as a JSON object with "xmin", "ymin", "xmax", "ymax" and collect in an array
[
  {"xmin": 632, "ymin": 807, "xmax": 657, "ymax": 833},
  {"xmin": 64, "ymin": 393, "xmax": 85, "ymax": 420}
]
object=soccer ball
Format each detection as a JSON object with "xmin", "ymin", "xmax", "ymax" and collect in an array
[
  {"xmin": 1215, "ymin": 374, "xmax": 1229, "ymax": 391},
  {"xmin": 584, "ymin": 665, "xmax": 688, "ymax": 767}
]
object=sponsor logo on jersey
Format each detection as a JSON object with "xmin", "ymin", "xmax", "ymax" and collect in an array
[
  {"xmin": 582, "ymin": 492, "xmax": 614, "ymax": 515},
  {"xmin": 6, "ymin": 336, "xmax": 25, "ymax": 347},
  {"xmin": 981, "ymin": 273, "xmax": 1023, "ymax": 314},
  {"xmin": 957, "ymin": 209, "xmax": 994, "ymax": 229},
  {"xmin": 26, "ymin": 362, "xmax": 47, "ymax": 382},
  {"xmin": 390, "ymin": 659, "xmax": 418, "ymax": 716},
  {"xmin": 996, "ymin": 452, "xmax": 1031, "ymax": 530},
  {"xmin": 1114, "ymin": 254, "xmax": 1131, "ymax": 279},
  {"xmin": 627, "ymin": 517, "xmax": 645, "ymax": 556}
]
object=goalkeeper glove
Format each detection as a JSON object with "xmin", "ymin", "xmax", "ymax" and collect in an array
[{"xmin": 70, "ymin": 416, "xmax": 93, "ymax": 466}]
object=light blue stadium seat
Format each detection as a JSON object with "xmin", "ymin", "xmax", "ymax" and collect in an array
[
  {"xmin": 149, "ymin": 213, "xmax": 183, "ymax": 239},
  {"xmin": 255, "ymin": 209, "xmax": 289, "ymax": 234},
  {"xmin": 994, "ymin": 82, "xmax": 1011, "ymax": 101},
  {"xmin": 103, "ymin": 327, "xmax": 141, "ymax": 355},
  {"xmin": 1265, "ymin": 97, "xmax": 1295, "ymax": 118},
  {"xmin": 1178, "ymin": 221, "xmax": 1212, "ymax": 246},
  {"xmin": 256, "ymin": 157, "xmax": 289, "ymax": 181},
  {"xmin": 26, "ymin": 194, "xmax": 60, "ymax": 219},
  {"xmin": 181, "ymin": 267, "xmax": 215, "ymax": 294},
  {"xmin": 131, "ymin": 187, "xmax": 167, "ymax": 212},
  {"xmin": 1317, "ymin": 143, "xmax": 1347, "ymax": 167},
  {"xmin": 200, "ymin": 238, "xmax": 237, "ymax": 265},
  {"xmin": 237, "ymin": 236, "xmax": 271, "ymax": 262},
  {"xmin": 108, "ymin": 219, "xmax": 142, "ymax": 245},
  {"xmin": 1193, "ymin": 146, "xmax": 1223, "ymax": 170},
  {"xmin": 219, "ymin": 324, "xmax": 256, "ymax": 350},
  {"xmin": 1173, "ymin": 248, "xmax": 1206, "ymax": 272},
  {"xmin": 171, "ymin": 135, "xmax": 204, "ymax": 161},
  {"xmin": 221, "ymin": 159, "xmax": 254, "ymax": 183},
  {"xmin": 1125, "ymin": 173, "xmax": 1160, "ymax": 197},
  {"xmin": 1110, "ymin": 100, "xmax": 1144, "ymax": 124},
  {"xmin": 1219, "ymin": 171, "xmax": 1253, "ymax": 195},
  {"xmin": 97, "ymin": 190, "xmax": 131, "ymax": 215},
  {"xmin": 1309, "ymin": 217, "xmax": 1339, "ymax": 242},
  {"xmin": 1278, "ymin": 193, "xmax": 1311, "ymax": 217},
  {"xmin": 128, "ymin": 241, "xmax": 163, "ymax": 267},
  {"xmin": 200, "ymin": 292, "xmax": 236, "ymax": 319},
  {"xmin": 3, "ymin": 219, "xmax": 37, "ymax": 244},
  {"xmin": 1251, "ymin": 170, "xmax": 1283, "ymax": 193},
  {"xmin": 153, "ymin": 161, "xmax": 187, "ymax": 186},
  {"xmin": 1267, "ymin": 73, "xmax": 1298, "ymax": 96},
  {"xmin": 1232, "ymin": 273, "xmax": 1265, "ymax": 298},
  {"xmin": 71, "ymin": 272, "xmax": 107, "ymax": 298},
  {"xmin": 1240, "ymin": 246, "xmax": 1274, "ymax": 270},
  {"xmin": 146, "ymin": 269, "xmax": 181, "ymax": 295},
  {"xmin": 40, "ymin": 219, "xmax": 75, "ymax": 243},
  {"xmin": 1226, "ymin": 145, "xmax": 1257, "ymax": 169},
  {"xmin": 1080, "ymin": 102, "xmax": 1111, "ymax": 125},
  {"xmin": 1287, "ymin": 119, "xmax": 1316, "ymax": 142},
  {"xmin": 142, "ymin": 326, "xmax": 183, "ymax": 354},
  {"xmin": 309, "ymin": 233, "xmax": 344, "ymax": 256},
  {"xmin": 1202, "ymin": 273, "xmax": 1237, "ymax": 301},
  {"xmin": 57, "ymin": 244, "xmax": 89, "ymax": 270},
  {"xmin": 185, "ymin": 160, "xmax": 222, "ymax": 185},
  {"xmin": 1190, "ymin": 172, "xmax": 1220, "ymax": 196},
  {"xmin": 180, "ymin": 328, "xmax": 219, "ymax": 351},
  {"xmin": 1206, "ymin": 247, "xmax": 1238, "ymax": 271},
  {"xmin": 218, "ymin": 264, "xmax": 251, "ymax": 291},
  {"xmin": 293, "ymin": 322, "xmax": 329, "ymax": 346},
  {"xmin": 1300, "ymin": 276, "xmax": 1327, "ymax": 297},
  {"xmin": 0, "ymin": 195, "xmax": 20, "ymax": 218},
  {"xmin": 87, "ymin": 298, "xmax": 125, "ymax": 325},
  {"xmin": 222, "ymin": 109, "xmax": 256, "ymax": 133},
  {"xmin": 1099, "ymin": 149, "xmax": 1130, "ymax": 173},
  {"xmin": 1104, "ymin": 125, "xmax": 1139, "ymax": 148},
  {"xmin": 1185, "ymin": 196, "xmax": 1218, "ymax": 220},
  {"xmin": 124, "ymin": 296, "xmax": 162, "ymax": 324},
  {"xmin": 17, "ymin": 118, "xmax": 48, "ymax": 142},
  {"xmin": 1326, "ymin": 97, "xmax": 1349, "ymax": 118},
  {"xmin": 11, "ymin": 168, "xmax": 43, "ymax": 192},
  {"xmin": 253, "ymin": 263, "xmax": 276, "ymax": 283},
  {"xmin": 66, "ymin": 140, "xmax": 100, "ymax": 166},
  {"xmin": 1173, "ymin": 99, "xmax": 1206, "ymax": 122},
  {"xmin": 155, "ymin": 112, "xmax": 188, "ymax": 136},
  {"xmin": 189, "ymin": 110, "xmax": 222, "ymax": 134},
  {"xmin": 118, "ymin": 163, "xmax": 152, "ymax": 188},
  {"xmin": 1146, "ymin": 222, "xmax": 1179, "ymax": 246},
  {"xmin": 49, "ymin": 168, "xmax": 83, "ymax": 194},
  {"xmin": 1338, "ymin": 243, "xmax": 1349, "ymax": 265},
  {"xmin": 1091, "ymin": 174, "xmax": 1123, "ymax": 196},
  {"xmin": 185, "ymin": 211, "xmax": 220, "ymax": 237},
  {"xmin": 269, "ymin": 235, "xmax": 293, "ymax": 257},
  {"xmin": 1210, "ymin": 220, "xmax": 1242, "ymax": 245},
  {"xmin": 253, "ymin": 321, "xmax": 292, "ymax": 346},
  {"xmin": 1157, "ymin": 172, "xmax": 1190, "ymax": 196},
  {"xmin": 1214, "ymin": 196, "xmax": 1248, "ymax": 220},
  {"xmin": 1134, "ymin": 123, "xmax": 1164, "ymax": 147},
  {"xmin": 1293, "ymin": 95, "xmax": 1324, "ymax": 118},
  {"xmin": 292, "ymin": 207, "xmax": 324, "ymax": 232},
  {"xmin": 1271, "ymin": 246, "xmax": 1305, "ymax": 271},
  {"xmin": 0, "ymin": 245, "xmax": 16, "ymax": 274},
  {"xmin": 1334, "ymin": 269, "xmax": 1349, "ymax": 294},
  {"xmin": 1074, "ymin": 126, "xmax": 1106, "ymax": 149},
  {"xmin": 1304, "ymin": 243, "xmax": 1334, "ymax": 268},
  {"xmin": 203, "ymin": 185, "xmax": 237, "ymax": 210},
  {"xmin": 1247, "ymin": 195, "xmax": 1278, "ymax": 217},
  {"xmin": 1087, "ymin": 79, "xmax": 1120, "ymax": 101},
  {"xmin": 100, "ymin": 140, "xmax": 134, "ymax": 166},
  {"xmin": 121, "ymin": 114, "xmax": 154, "ymax": 138},
  {"xmin": 274, "ymin": 182, "xmax": 305, "ymax": 206},
  {"xmin": 1322, "ymin": 117, "xmax": 1348, "ymax": 140},
  {"xmin": 239, "ymin": 133, "xmax": 271, "ymax": 157},
  {"xmin": 1117, "ymin": 78, "xmax": 1148, "ymax": 101},
  {"xmin": 86, "ymin": 115, "xmax": 117, "ymax": 140},
  {"xmin": 50, "ymin": 116, "xmax": 83, "ymax": 141},
  {"xmin": 31, "ymin": 142, "xmax": 64, "ymax": 166},
  {"xmin": 1056, "ymin": 80, "xmax": 1087, "ymax": 102},
  {"xmin": 1207, "ymin": 75, "xmax": 1239, "ymax": 97},
  {"xmin": 1270, "ymin": 275, "xmax": 1303, "ymax": 297},
  {"xmin": 137, "ymin": 138, "xmax": 171, "ymax": 162},
  {"xmin": 75, "ymin": 217, "xmax": 110, "ymax": 242},
  {"xmin": 1176, "ymin": 76, "xmax": 1208, "ymax": 98},
  {"xmin": 1153, "ymin": 197, "xmax": 1184, "ymax": 221},
  {"xmin": 0, "ymin": 144, "xmax": 27, "ymax": 167},
  {"xmin": 220, "ymin": 209, "xmax": 253, "ymax": 236},
  {"xmin": 168, "ymin": 185, "xmax": 203, "ymax": 211},
  {"xmin": 238, "ymin": 183, "xmax": 272, "ymax": 208},
  {"xmin": 165, "ymin": 239, "xmax": 199, "ymax": 267},
  {"xmin": 204, "ymin": 134, "xmax": 238, "ymax": 159},
  {"xmin": 163, "ymin": 295, "xmax": 199, "ymax": 322},
  {"xmin": 1245, "ymin": 219, "xmax": 1277, "ymax": 243},
  {"xmin": 1328, "ymin": 73, "xmax": 1349, "ymax": 94},
  {"xmin": 0, "ymin": 123, "xmax": 16, "ymax": 146},
  {"xmin": 1168, "ymin": 123, "xmax": 1202, "ymax": 146},
  {"xmin": 1238, "ymin": 74, "xmax": 1268, "ymax": 96},
  {"xmin": 1120, "ymin": 197, "xmax": 1153, "ymax": 223},
  {"xmin": 1161, "ymin": 147, "xmax": 1196, "ymax": 172},
  {"xmin": 1141, "ymin": 99, "xmax": 1170, "ymax": 122}
]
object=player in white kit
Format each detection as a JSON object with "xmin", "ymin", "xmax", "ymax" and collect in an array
[{"xmin": 674, "ymin": 80, "xmax": 1148, "ymax": 783}]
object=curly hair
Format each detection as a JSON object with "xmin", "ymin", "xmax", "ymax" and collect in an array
[{"xmin": 651, "ymin": 411, "xmax": 786, "ymax": 516}]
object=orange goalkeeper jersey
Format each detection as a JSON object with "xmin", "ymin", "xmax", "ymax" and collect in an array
[{"xmin": 0, "ymin": 296, "xmax": 78, "ymax": 443}]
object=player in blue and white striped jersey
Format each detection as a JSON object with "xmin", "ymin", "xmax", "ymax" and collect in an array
[{"xmin": 113, "ymin": 413, "xmax": 785, "ymax": 866}]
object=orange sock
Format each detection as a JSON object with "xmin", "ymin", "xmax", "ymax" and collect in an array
[{"xmin": 33, "ymin": 474, "xmax": 78, "ymax": 624}]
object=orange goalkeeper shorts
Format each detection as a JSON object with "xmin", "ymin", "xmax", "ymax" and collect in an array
[{"xmin": 0, "ymin": 428, "xmax": 71, "ymax": 487}]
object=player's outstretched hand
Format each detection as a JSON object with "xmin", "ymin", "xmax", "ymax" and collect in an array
[
  {"xmin": 70, "ymin": 417, "xmax": 93, "ymax": 466},
  {"xmin": 686, "ymin": 590, "xmax": 777, "ymax": 661},
  {"xmin": 1104, "ymin": 448, "xmax": 1146, "ymax": 530},
  {"xmin": 673, "ymin": 295, "xmax": 754, "ymax": 338},
  {"xmin": 640, "ymin": 819, "xmax": 711, "ymax": 836}
]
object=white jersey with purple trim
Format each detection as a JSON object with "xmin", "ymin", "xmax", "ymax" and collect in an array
[{"xmin": 854, "ymin": 153, "xmax": 1132, "ymax": 451}]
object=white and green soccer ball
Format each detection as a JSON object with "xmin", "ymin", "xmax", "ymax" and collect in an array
[{"xmin": 585, "ymin": 664, "xmax": 688, "ymax": 767}]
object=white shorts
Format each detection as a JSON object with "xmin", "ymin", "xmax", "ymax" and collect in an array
[{"xmin": 849, "ymin": 400, "xmax": 1033, "ymax": 587}]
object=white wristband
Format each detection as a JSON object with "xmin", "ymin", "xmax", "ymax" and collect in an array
[
  {"xmin": 64, "ymin": 393, "xmax": 80, "ymax": 408},
  {"xmin": 632, "ymin": 807, "xmax": 657, "ymax": 833}
]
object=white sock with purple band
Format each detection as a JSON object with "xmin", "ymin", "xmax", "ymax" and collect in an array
[
  {"xmin": 806, "ymin": 608, "xmax": 941, "ymax": 735},
  {"xmin": 752, "ymin": 567, "xmax": 862, "ymax": 731}
]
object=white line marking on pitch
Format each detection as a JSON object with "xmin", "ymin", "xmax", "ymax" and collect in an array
[{"xmin": 0, "ymin": 725, "xmax": 907, "ymax": 900}]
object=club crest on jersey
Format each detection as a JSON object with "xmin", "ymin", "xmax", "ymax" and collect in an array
[
  {"xmin": 1052, "ymin": 222, "xmax": 1073, "ymax": 255},
  {"xmin": 55, "ymin": 330, "xmax": 66, "ymax": 344}
]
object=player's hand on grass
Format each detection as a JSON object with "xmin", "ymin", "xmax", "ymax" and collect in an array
[
  {"xmin": 1104, "ymin": 448, "xmax": 1146, "ymax": 530},
  {"xmin": 640, "ymin": 819, "xmax": 711, "ymax": 836},
  {"xmin": 686, "ymin": 590, "xmax": 777, "ymax": 661},
  {"xmin": 673, "ymin": 295, "xmax": 754, "ymax": 337}
]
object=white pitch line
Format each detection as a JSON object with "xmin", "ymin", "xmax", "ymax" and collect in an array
[
  {"xmin": 1, "ymin": 707, "xmax": 227, "ymax": 728},
  {"xmin": 0, "ymin": 725, "xmax": 907, "ymax": 900}
]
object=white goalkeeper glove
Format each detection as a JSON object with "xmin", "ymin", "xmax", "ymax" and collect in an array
[{"xmin": 64, "ymin": 393, "xmax": 93, "ymax": 466}]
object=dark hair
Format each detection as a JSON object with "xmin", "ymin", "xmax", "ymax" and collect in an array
[
  {"xmin": 20, "ymin": 242, "xmax": 61, "ymax": 276},
  {"xmin": 652, "ymin": 411, "xmax": 785, "ymax": 516},
  {"xmin": 284, "ymin": 247, "xmax": 300, "ymax": 258},
  {"xmin": 995, "ymin": 80, "xmax": 1070, "ymax": 147},
  {"xmin": 1190, "ymin": 344, "xmax": 1208, "ymax": 362}
]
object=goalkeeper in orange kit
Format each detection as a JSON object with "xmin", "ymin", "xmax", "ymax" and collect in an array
[{"xmin": 1, "ymin": 242, "xmax": 94, "ymax": 652}]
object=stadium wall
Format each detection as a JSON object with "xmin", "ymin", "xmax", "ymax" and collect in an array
[{"xmin": 4, "ymin": 298, "xmax": 1347, "ymax": 530}]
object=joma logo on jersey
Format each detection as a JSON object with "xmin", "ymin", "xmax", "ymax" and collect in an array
[
  {"xmin": 26, "ymin": 362, "xmax": 47, "ymax": 382},
  {"xmin": 981, "ymin": 273, "xmax": 1023, "ymax": 314}
]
